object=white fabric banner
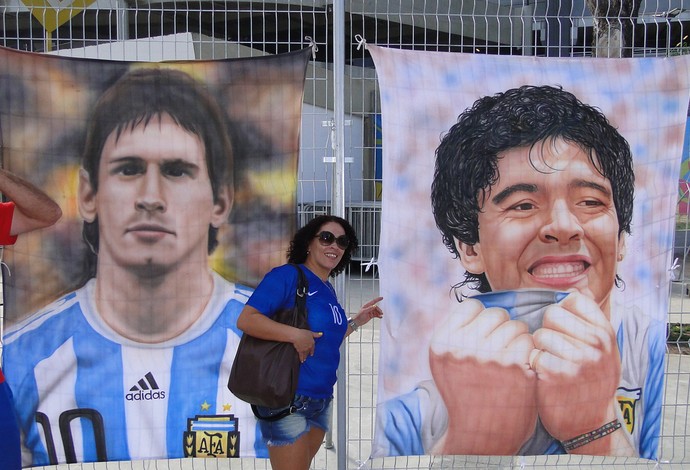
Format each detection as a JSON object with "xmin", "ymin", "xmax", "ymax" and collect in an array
[{"xmin": 369, "ymin": 45, "xmax": 690, "ymax": 459}]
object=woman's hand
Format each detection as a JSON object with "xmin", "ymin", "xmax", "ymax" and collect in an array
[
  {"xmin": 292, "ymin": 328, "xmax": 323, "ymax": 363},
  {"xmin": 352, "ymin": 296, "xmax": 384, "ymax": 329}
]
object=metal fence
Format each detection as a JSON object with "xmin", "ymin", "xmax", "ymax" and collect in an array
[{"xmin": 1, "ymin": 1, "xmax": 690, "ymax": 469}]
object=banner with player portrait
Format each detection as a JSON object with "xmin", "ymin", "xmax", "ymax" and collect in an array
[
  {"xmin": 0, "ymin": 45, "xmax": 311, "ymax": 465},
  {"xmin": 369, "ymin": 45, "xmax": 690, "ymax": 460}
]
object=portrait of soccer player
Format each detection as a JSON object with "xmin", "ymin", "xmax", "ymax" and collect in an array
[
  {"xmin": 2, "ymin": 67, "xmax": 267, "ymax": 465},
  {"xmin": 376, "ymin": 85, "xmax": 664, "ymax": 458}
]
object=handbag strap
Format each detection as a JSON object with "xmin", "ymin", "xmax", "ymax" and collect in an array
[
  {"xmin": 251, "ymin": 403, "xmax": 297, "ymax": 421},
  {"xmin": 290, "ymin": 264, "xmax": 308, "ymax": 327}
]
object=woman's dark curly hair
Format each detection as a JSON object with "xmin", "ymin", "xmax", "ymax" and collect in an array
[{"xmin": 287, "ymin": 215, "xmax": 358, "ymax": 277}]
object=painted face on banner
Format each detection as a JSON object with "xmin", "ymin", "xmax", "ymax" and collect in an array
[
  {"xmin": 79, "ymin": 113, "xmax": 231, "ymax": 275},
  {"xmin": 457, "ymin": 138, "xmax": 625, "ymax": 312}
]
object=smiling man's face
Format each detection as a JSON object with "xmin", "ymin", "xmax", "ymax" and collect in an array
[
  {"xmin": 456, "ymin": 138, "xmax": 625, "ymax": 314},
  {"xmin": 79, "ymin": 113, "xmax": 230, "ymax": 276}
]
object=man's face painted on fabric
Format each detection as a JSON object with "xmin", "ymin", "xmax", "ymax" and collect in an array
[
  {"xmin": 79, "ymin": 113, "xmax": 231, "ymax": 276},
  {"xmin": 456, "ymin": 138, "xmax": 625, "ymax": 313}
]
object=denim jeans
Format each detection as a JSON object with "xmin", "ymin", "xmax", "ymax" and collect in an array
[{"xmin": 256, "ymin": 394, "xmax": 333, "ymax": 446}]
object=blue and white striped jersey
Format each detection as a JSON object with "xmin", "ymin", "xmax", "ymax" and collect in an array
[{"xmin": 3, "ymin": 272, "xmax": 267, "ymax": 466}]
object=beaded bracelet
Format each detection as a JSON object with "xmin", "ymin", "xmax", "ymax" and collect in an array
[{"xmin": 561, "ymin": 420, "xmax": 622, "ymax": 452}]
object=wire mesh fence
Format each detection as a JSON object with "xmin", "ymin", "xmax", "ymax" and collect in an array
[{"xmin": 1, "ymin": 1, "xmax": 689, "ymax": 469}]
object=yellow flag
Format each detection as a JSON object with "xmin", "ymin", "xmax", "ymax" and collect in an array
[{"xmin": 21, "ymin": 0, "xmax": 98, "ymax": 33}]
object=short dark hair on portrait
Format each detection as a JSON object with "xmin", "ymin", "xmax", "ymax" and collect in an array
[
  {"xmin": 287, "ymin": 214, "xmax": 359, "ymax": 277},
  {"xmin": 431, "ymin": 85, "xmax": 634, "ymax": 292},
  {"xmin": 80, "ymin": 67, "xmax": 234, "ymax": 277}
]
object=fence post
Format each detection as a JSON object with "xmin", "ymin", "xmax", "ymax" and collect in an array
[{"xmin": 331, "ymin": 1, "xmax": 348, "ymax": 469}]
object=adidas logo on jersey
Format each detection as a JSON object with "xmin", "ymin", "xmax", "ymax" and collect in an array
[{"xmin": 126, "ymin": 372, "xmax": 166, "ymax": 401}]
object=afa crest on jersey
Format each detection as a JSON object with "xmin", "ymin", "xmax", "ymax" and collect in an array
[
  {"xmin": 617, "ymin": 387, "xmax": 642, "ymax": 434},
  {"xmin": 183, "ymin": 414, "xmax": 241, "ymax": 458}
]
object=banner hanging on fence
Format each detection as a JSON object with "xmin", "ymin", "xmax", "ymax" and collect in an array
[
  {"xmin": 369, "ymin": 45, "xmax": 690, "ymax": 459},
  {"xmin": 0, "ymin": 45, "xmax": 311, "ymax": 465}
]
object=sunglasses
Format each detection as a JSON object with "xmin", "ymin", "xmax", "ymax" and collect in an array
[{"xmin": 316, "ymin": 231, "xmax": 350, "ymax": 250}]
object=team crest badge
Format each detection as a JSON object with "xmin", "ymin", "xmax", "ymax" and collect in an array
[
  {"xmin": 616, "ymin": 387, "xmax": 641, "ymax": 434},
  {"xmin": 183, "ymin": 414, "xmax": 240, "ymax": 458}
]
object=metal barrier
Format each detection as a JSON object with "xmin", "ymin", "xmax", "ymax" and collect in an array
[{"xmin": 1, "ymin": 1, "xmax": 689, "ymax": 469}]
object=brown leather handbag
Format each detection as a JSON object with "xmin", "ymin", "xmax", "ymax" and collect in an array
[{"xmin": 228, "ymin": 264, "xmax": 309, "ymax": 419}]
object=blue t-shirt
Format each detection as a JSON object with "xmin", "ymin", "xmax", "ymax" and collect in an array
[{"xmin": 246, "ymin": 264, "xmax": 348, "ymax": 399}]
